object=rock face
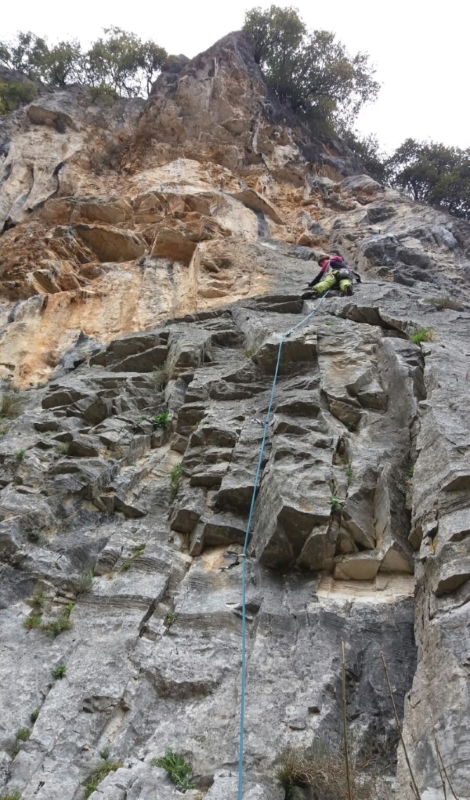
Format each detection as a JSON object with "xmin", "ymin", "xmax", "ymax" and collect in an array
[{"xmin": 0, "ymin": 30, "xmax": 469, "ymax": 800}]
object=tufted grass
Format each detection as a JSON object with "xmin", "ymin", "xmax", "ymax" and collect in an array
[
  {"xmin": 410, "ymin": 327, "xmax": 435, "ymax": 344},
  {"xmin": 169, "ymin": 463, "xmax": 182, "ymax": 500},
  {"xmin": 83, "ymin": 760, "xmax": 122, "ymax": 797},
  {"xmin": 152, "ymin": 749, "xmax": 194, "ymax": 792}
]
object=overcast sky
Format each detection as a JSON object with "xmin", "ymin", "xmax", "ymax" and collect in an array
[{"xmin": 3, "ymin": 0, "xmax": 468, "ymax": 153}]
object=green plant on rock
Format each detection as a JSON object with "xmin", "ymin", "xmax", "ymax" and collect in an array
[
  {"xmin": 347, "ymin": 422, "xmax": 358, "ymax": 432},
  {"xmin": 51, "ymin": 664, "xmax": 67, "ymax": 680},
  {"xmin": 426, "ymin": 296, "xmax": 463, "ymax": 311},
  {"xmin": 15, "ymin": 450, "xmax": 25, "ymax": 461},
  {"xmin": 152, "ymin": 365, "xmax": 170, "ymax": 389},
  {"xmin": 99, "ymin": 746, "xmax": 110, "ymax": 760},
  {"xmin": 151, "ymin": 411, "xmax": 171, "ymax": 429},
  {"xmin": 56, "ymin": 442, "xmax": 69, "ymax": 455},
  {"xmin": 23, "ymin": 614, "xmax": 42, "ymax": 630},
  {"xmin": 164, "ymin": 611, "xmax": 178, "ymax": 629},
  {"xmin": 169, "ymin": 463, "xmax": 182, "ymax": 500},
  {"xmin": 345, "ymin": 466, "xmax": 353, "ymax": 485},
  {"xmin": 30, "ymin": 709, "xmax": 39, "ymax": 723},
  {"xmin": 244, "ymin": 348, "xmax": 255, "ymax": 358},
  {"xmin": 0, "ymin": 392, "xmax": 22, "ymax": 419},
  {"xmin": 0, "ymin": 425, "xmax": 9, "ymax": 435},
  {"xmin": 408, "ymin": 465, "xmax": 414, "ymax": 477},
  {"xmin": 15, "ymin": 728, "xmax": 31, "ymax": 742},
  {"xmin": 410, "ymin": 327, "xmax": 435, "ymax": 344},
  {"xmin": 119, "ymin": 543, "xmax": 146, "ymax": 572},
  {"xmin": 83, "ymin": 760, "xmax": 122, "ymax": 798},
  {"xmin": 74, "ymin": 567, "xmax": 94, "ymax": 594},
  {"xmin": 0, "ymin": 791, "xmax": 22, "ymax": 800},
  {"xmin": 41, "ymin": 605, "xmax": 73, "ymax": 637},
  {"xmin": 330, "ymin": 495, "xmax": 343, "ymax": 512},
  {"xmin": 152, "ymin": 749, "xmax": 194, "ymax": 792}
]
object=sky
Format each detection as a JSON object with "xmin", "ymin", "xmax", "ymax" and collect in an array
[{"xmin": 3, "ymin": 0, "xmax": 469, "ymax": 154}]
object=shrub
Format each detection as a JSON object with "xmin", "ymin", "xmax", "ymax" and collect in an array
[
  {"xmin": 426, "ymin": 296, "xmax": 463, "ymax": 311},
  {"xmin": 169, "ymin": 463, "xmax": 182, "ymax": 500},
  {"xmin": 74, "ymin": 567, "xmax": 94, "ymax": 594},
  {"xmin": 15, "ymin": 728, "xmax": 31, "ymax": 742},
  {"xmin": 56, "ymin": 442, "xmax": 69, "ymax": 455},
  {"xmin": 99, "ymin": 746, "xmax": 110, "ymax": 760},
  {"xmin": 15, "ymin": 450, "xmax": 25, "ymax": 461},
  {"xmin": 164, "ymin": 611, "xmax": 178, "ymax": 629},
  {"xmin": 151, "ymin": 411, "xmax": 171, "ymax": 429},
  {"xmin": 41, "ymin": 608, "xmax": 73, "ymax": 636},
  {"xmin": 345, "ymin": 467, "xmax": 353, "ymax": 485},
  {"xmin": 23, "ymin": 614, "xmax": 42, "ymax": 630},
  {"xmin": 277, "ymin": 741, "xmax": 380, "ymax": 800},
  {"xmin": 0, "ymin": 791, "xmax": 22, "ymax": 800},
  {"xmin": 51, "ymin": 664, "xmax": 67, "ymax": 680},
  {"xmin": 88, "ymin": 84, "xmax": 119, "ymax": 104},
  {"xmin": 411, "ymin": 327, "xmax": 435, "ymax": 344},
  {"xmin": 152, "ymin": 365, "xmax": 170, "ymax": 389},
  {"xmin": 0, "ymin": 78, "xmax": 37, "ymax": 114},
  {"xmin": 83, "ymin": 760, "xmax": 122, "ymax": 798},
  {"xmin": 0, "ymin": 392, "xmax": 22, "ymax": 419},
  {"xmin": 152, "ymin": 749, "xmax": 194, "ymax": 792}
]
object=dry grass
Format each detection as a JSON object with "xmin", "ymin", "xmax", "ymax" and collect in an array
[{"xmin": 276, "ymin": 741, "xmax": 395, "ymax": 800}]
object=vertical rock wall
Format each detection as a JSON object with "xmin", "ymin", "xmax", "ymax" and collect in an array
[{"xmin": 0, "ymin": 29, "xmax": 469, "ymax": 800}]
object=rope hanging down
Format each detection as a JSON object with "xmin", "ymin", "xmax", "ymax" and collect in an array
[{"xmin": 237, "ymin": 291, "xmax": 330, "ymax": 800}]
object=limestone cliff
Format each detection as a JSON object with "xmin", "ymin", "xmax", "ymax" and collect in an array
[{"xmin": 0, "ymin": 31, "xmax": 469, "ymax": 800}]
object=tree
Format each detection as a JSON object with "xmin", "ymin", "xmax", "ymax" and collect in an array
[
  {"xmin": 388, "ymin": 139, "xmax": 470, "ymax": 220},
  {"xmin": 84, "ymin": 27, "xmax": 167, "ymax": 97},
  {"xmin": 342, "ymin": 130, "xmax": 391, "ymax": 183},
  {"xmin": 0, "ymin": 29, "xmax": 167, "ymax": 97},
  {"xmin": 243, "ymin": 6, "xmax": 379, "ymax": 132},
  {"xmin": 0, "ymin": 78, "xmax": 38, "ymax": 115}
]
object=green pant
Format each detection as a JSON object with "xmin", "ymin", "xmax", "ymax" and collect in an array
[{"xmin": 313, "ymin": 272, "xmax": 352, "ymax": 296}]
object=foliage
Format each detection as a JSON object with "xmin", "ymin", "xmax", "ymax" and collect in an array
[
  {"xmin": 99, "ymin": 746, "xmax": 110, "ymax": 760},
  {"xmin": 83, "ymin": 760, "xmax": 122, "ymax": 798},
  {"xmin": 410, "ymin": 327, "xmax": 435, "ymax": 344},
  {"xmin": 387, "ymin": 138, "xmax": 470, "ymax": 220},
  {"xmin": 74, "ymin": 567, "xmax": 94, "ymax": 594},
  {"xmin": 15, "ymin": 450, "xmax": 25, "ymax": 461},
  {"xmin": 164, "ymin": 611, "xmax": 178, "ymax": 629},
  {"xmin": 345, "ymin": 467, "xmax": 353, "ymax": 485},
  {"xmin": 342, "ymin": 129, "xmax": 390, "ymax": 183},
  {"xmin": 276, "ymin": 740, "xmax": 382, "ymax": 800},
  {"xmin": 152, "ymin": 365, "xmax": 171, "ymax": 388},
  {"xmin": 30, "ymin": 709, "xmax": 39, "ymax": 723},
  {"xmin": 84, "ymin": 27, "xmax": 167, "ymax": 97},
  {"xmin": 0, "ymin": 792, "xmax": 22, "ymax": 800},
  {"xmin": 51, "ymin": 664, "xmax": 67, "ymax": 679},
  {"xmin": 0, "ymin": 78, "xmax": 37, "ymax": 114},
  {"xmin": 23, "ymin": 614, "xmax": 42, "ymax": 630},
  {"xmin": 243, "ymin": 5, "xmax": 379, "ymax": 131},
  {"xmin": 152, "ymin": 749, "xmax": 194, "ymax": 792},
  {"xmin": 56, "ymin": 442, "xmax": 69, "ymax": 455},
  {"xmin": 151, "ymin": 411, "xmax": 171, "ymax": 429},
  {"xmin": 0, "ymin": 392, "xmax": 23, "ymax": 419},
  {"xmin": 119, "ymin": 543, "xmax": 146, "ymax": 572},
  {"xmin": 0, "ymin": 28, "xmax": 167, "ymax": 98},
  {"xmin": 42, "ymin": 607, "xmax": 73, "ymax": 637},
  {"xmin": 15, "ymin": 728, "xmax": 31, "ymax": 742},
  {"xmin": 170, "ymin": 463, "xmax": 182, "ymax": 500},
  {"xmin": 330, "ymin": 494, "xmax": 343, "ymax": 511},
  {"xmin": 426, "ymin": 295, "xmax": 463, "ymax": 311}
]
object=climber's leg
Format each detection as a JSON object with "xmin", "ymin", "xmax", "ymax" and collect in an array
[
  {"xmin": 339, "ymin": 277, "xmax": 353, "ymax": 296},
  {"xmin": 311, "ymin": 274, "xmax": 337, "ymax": 297}
]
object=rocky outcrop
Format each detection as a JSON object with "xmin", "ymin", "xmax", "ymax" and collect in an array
[{"xmin": 0, "ymin": 29, "xmax": 469, "ymax": 800}]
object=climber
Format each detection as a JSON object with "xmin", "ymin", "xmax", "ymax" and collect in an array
[{"xmin": 301, "ymin": 253, "xmax": 361, "ymax": 299}]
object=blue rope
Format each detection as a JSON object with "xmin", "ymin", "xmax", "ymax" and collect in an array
[{"xmin": 236, "ymin": 291, "xmax": 330, "ymax": 799}]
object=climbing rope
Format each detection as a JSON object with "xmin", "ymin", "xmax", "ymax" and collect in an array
[{"xmin": 237, "ymin": 291, "xmax": 331, "ymax": 799}]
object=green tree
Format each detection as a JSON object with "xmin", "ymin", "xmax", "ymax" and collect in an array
[
  {"xmin": 0, "ymin": 78, "xmax": 38, "ymax": 115},
  {"xmin": 0, "ymin": 32, "xmax": 49, "ymax": 80},
  {"xmin": 85, "ymin": 27, "xmax": 166, "ymax": 97},
  {"xmin": 243, "ymin": 5, "xmax": 379, "ymax": 132},
  {"xmin": 388, "ymin": 138, "xmax": 470, "ymax": 219},
  {"xmin": 342, "ymin": 130, "xmax": 390, "ymax": 183},
  {"xmin": 43, "ymin": 40, "xmax": 83, "ymax": 86}
]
